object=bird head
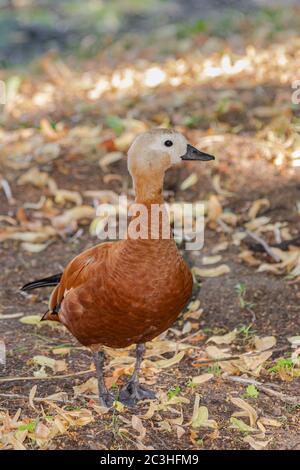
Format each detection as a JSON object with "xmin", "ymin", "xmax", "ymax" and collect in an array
[{"xmin": 127, "ymin": 128, "xmax": 214, "ymax": 177}]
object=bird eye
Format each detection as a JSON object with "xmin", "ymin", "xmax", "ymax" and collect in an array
[{"xmin": 164, "ymin": 140, "xmax": 173, "ymax": 147}]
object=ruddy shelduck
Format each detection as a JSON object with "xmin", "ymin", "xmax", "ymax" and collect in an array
[{"xmin": 22, "ymin": 129, "xmax": 214, "ymax": 407}]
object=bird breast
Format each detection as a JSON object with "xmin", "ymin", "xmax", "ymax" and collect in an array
[
  {"xmin": 113, "ymin": 239, "xmax": 192, "ymax": 311},
  {"xmin": 59, "ymin": 238, "xmax": 193, "ymax": 349}
]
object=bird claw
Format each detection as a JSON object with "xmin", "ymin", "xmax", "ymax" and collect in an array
[
  {"xmin": 119, "ymin": 381, "xmax": 156, "ymax": 407},
  {"xmin": 98, "ymin": 392, "xmax": 115, "ymax": 409}
]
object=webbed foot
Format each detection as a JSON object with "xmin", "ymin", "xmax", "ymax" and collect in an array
[{"xmin": 120, "ymin": 380, "xmax": 156, "ymax": 407}]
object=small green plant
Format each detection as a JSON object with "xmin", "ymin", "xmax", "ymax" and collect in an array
[
  {"xmin": 239, "ymin": 324, "xmax": 255, "ymax": 340},
  {"xmin": 178, "ymin": 18, "xmax": 207, "ymax": 38},
  {"xmin": 245, "ymin": 384, "xmax": 259, "ymax": 398},
  {"xmin": 64, "ymin": 405, "xmax": 82, "ymax": 411},
  {"xmin": 216, "ymin": 97, "xmax": 230, "ymax": 115},
  {"xmin": 268, "ymin": 358, "xmax": 294, "ymax": 374},
  {"xmin": 235, "ymin": 283, "xmax": 255, "ymax": 310},
  {"xmin": 206, "ymin": 364, "xmax": 221, "ymax": 376},
  {"xmin": 105, "ymin": 115, "xmax": 124, "ymax": 136},
  {"xmin": 183, "ymin": 116, "xmax": 202, "ymax": 129},
  {"xmin": 186, "ymin": 379, "xmax": 194, "ymax": 388},
  {"xmin": 18, "ymin": 420, "xmax": 37, "ymax": 432},
  {"xmin": 167, "ymin": 385, "xmax": 181, "ymax": 400},
  {"xmin": 202, "ymin": 326, "xmax": 213, "ymax": 334}
]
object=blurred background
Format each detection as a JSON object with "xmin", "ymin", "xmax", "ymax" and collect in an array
[
  {"xmin": 1, "ymin": 0, "xmax": 300, "ymax": 451},
  {"xmin": 0, "ymin": 0, "xmax": 300, "ymax": 66}
]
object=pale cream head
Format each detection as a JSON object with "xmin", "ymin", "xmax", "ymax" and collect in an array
[
  {"xmin": 127, "ymin": 128, "xmax": 215, "ymax": 203},
  {"xmin": 127, "ymin": 129, "xmax": 188, "ymax": 177}
]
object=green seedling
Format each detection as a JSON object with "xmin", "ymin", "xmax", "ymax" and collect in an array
[
  {"xmin": 239, "ymin": 324, "xmax": 255, "ymax": 340},
  {"xmin": 245, "ymin": 384, "xmax": 259, "ymax": 399},
  {"xmin": 167, "ymin": 385, "xmax": 181, "ymax": 400},
  {"xmin": 235, "ymin": 283, "xmax": 255, "ymax": 311}
]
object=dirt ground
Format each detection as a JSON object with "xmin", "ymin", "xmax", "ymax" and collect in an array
[{"xmin": 1, "ymin": 0, "xmax": 300, "ymax": 451}]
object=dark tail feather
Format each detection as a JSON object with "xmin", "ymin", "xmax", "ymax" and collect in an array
[{"xmin": 21, "ymin": 273, "xmax": 62, "ymax": 291}]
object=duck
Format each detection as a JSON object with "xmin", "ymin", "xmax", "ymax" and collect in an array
[{"xmin": 21, "ymin": 129, "xmax": 214, "ymax": 407}]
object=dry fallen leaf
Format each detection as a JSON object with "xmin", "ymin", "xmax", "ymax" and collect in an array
[
  {"xmin": 180, "ymin": 173, "xmax": 198, "ymax": 191},
  {"xmin": 99, "ymin": 151, "xmax": 123, "ymax": 171},
  {"xmin": 192, "ymin": 264, "xmax": 231, "ymax": 278},
  {"xmin": 0, "ymin": 313, "xmax": 23, "ymax": 320},
  {"xmin": 45, "ymin": 392, "xmax": 68, "ymax": 402},
  {"xmin": 0, "ymin": 340, "xmax": 6, "ymax": 366},
  {"xmin": 230, "ymin": 397, "xmax": 257, "ymax": 428},
  {"xmin": 186, "ymin": 299, "xmax": 201, "ymax": 312},
  {"xmin": 131, "ymin": 415, "xmax": 146, "ymax": 441},
  {"xmin": 176, "ymin": 425, "xmax": 185, "ymax": 439},
  {"xmin": 21, "ymin": 242, "xmax": 49, "ymax": 253},
  {"xmin": 239, "ymin": 250, "xmax": 261, "ymax": 267},
  {"xmin": 155, "ymin": 351, "xmax": 185, "ymax": 369},
  {"xmin": 29, "ymin": 385, "xmax": 37, "ymax": 410},
  {"xmin": 211, "ymin": 241, "xmax": 229, "ymax": 253},
  {"xmin": 239, "ymin": 351, "xmax": 273, "ymax": 376},
  {"xmin": 191, "ymin": 394, "xmax": 217, "ymax": 429},
  {"xmin": 202, "ymin": 255, "xmax": 222, "ymax": 265},
  {"xmin": 248, "ymin": 198, "xmax": 270, "ymax": 220},
  {"xmin": 243, "ymin": 435, "xmax": 272, "ymax": 450},
  {"xmin": 291, "ymin": 347, "xmax": 300, "ymax": 366},
  {"xmin": 32, "ymin": 355, "xmax": 67, "ymax": 373},
  {"xmin": 2, "ymin": 228, "xmax": 56, "ymax": 243},
  {"xmin": 52, "ymin": 205, "xmax": 95, "ymax": 230},
  {"xmin": 245, "ymin": 216, "xmax": 271, "ymax": 231},
  {"xmin": 54, "ymin": 189, "xmax": 83, "ymax": 206},
  {"xmin": 205, "ymin": 345, "xmax": 231, "ymax": 359},
  {"xmin": 17, "ymin": 167, "xmax": 56, "ymax": 190},
  {"xmin": 191, "ymin": 373, "xmax": 214, "ymax": 385},
  {"xmin": 288, "ymin": 336, "xmax": 300, "ymax": 346},
  {"xmin": 258, "ymin": 417, "xmax": 281, "ymax": 428},
  {"xmin": 207, "ymin": 195, "xmax": 222, "ymax": 222},
  {"xmin": 73, "ymin": 378, "xmax": 98, "ymax": 397},
  {"xmin": 254, "ymin": 336, "xmax": 276, "ymax": 352},
  {"xmin": 207, "ymin": 329, "xmax": 237, "ymax": 345}
]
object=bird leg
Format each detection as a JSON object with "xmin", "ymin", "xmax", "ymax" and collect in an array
[
  {"xmin": 93, "ymin": 351, "xmax": 114, "ymax": 408},
  {"xmin": 119, "ymin": 343, "xmax": 156, "ymax": 407}
]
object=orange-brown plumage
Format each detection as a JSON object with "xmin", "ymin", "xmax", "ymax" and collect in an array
[{"xmin": 47, "ymin": 237, "xmax": 193, "ymax": 349}]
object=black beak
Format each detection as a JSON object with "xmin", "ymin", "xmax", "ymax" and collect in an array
[{"xmin": 181, "ymin": 144, "xmax": 215, "ymax": 162}]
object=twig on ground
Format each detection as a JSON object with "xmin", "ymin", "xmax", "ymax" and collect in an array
[
  {"xmin": 0, "ymin": 178, "xmax": 15, "ymax": 205},
  {"xmin": 0, "ymin": 369, "xmax": 93, "ymax": 383},
  {"xmin": 224, "ymin": 374, "xmax": 300, "ymax": 404},
  {"xmin": 0, "ymin": 393, "xmax": 69, "ymax": 403},
  {"xmin": 193, "ymin": 346, "xmax": 290, "ymax": 366},
  {"xmin": 247, "ymin": 236, "xmax": 300, "ymax": 253},
  {"xmin": 193, "ymin": 356, "xmax": 241, "ymax": 366},
  {"xmin": 246, "ymin": 230, "xmax": 281, "ymax": 262},
  {"xmin": 246, "ymin": 307, "xmax": 256, "ymax": 323},
  {"xmin": 177, "ymin": 330, "xmax": 205, "ymax": 344}
]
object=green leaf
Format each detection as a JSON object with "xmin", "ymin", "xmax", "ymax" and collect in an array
[
  {"xmin": 192, "ymin": 406, "xmax": 209, "ymax": 428},
  {"xmin": 18, "ymin": 421, "xmax": 36, "ymax": 432},
  {"xmin": 6, "ymin": 76, "xmax": 21, "ymax": 101},
  {"xmin": 246, "ymin": 384, "xmax": 259, "ymax": 398},
  {"xmin": 230, "ymin": 417, "xmax": 255, "ymax": 433},
  {"xmin": 105, "ymin": 116, "xmax": 124, "ymax": 136},
  {"xmin": 167, "ymin": 385, "xmax": 181, "ymax": 400},
  {"xmin": 19, "ymin": 315, "xmax": 41, "ymax": 325}
]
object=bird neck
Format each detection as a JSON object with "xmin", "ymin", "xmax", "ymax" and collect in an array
[
  {"xmin": 129, "ymin": 169, "xmax": 171, "ymax": 240},
  {"xmin": 132, "ymin": 170, "xmax": 165, "ymax": 205}
]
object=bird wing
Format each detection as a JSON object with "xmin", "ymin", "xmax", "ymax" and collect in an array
[{"xmin": 49, "ymin": 242, "xmax": 113, "ymax": 313}]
